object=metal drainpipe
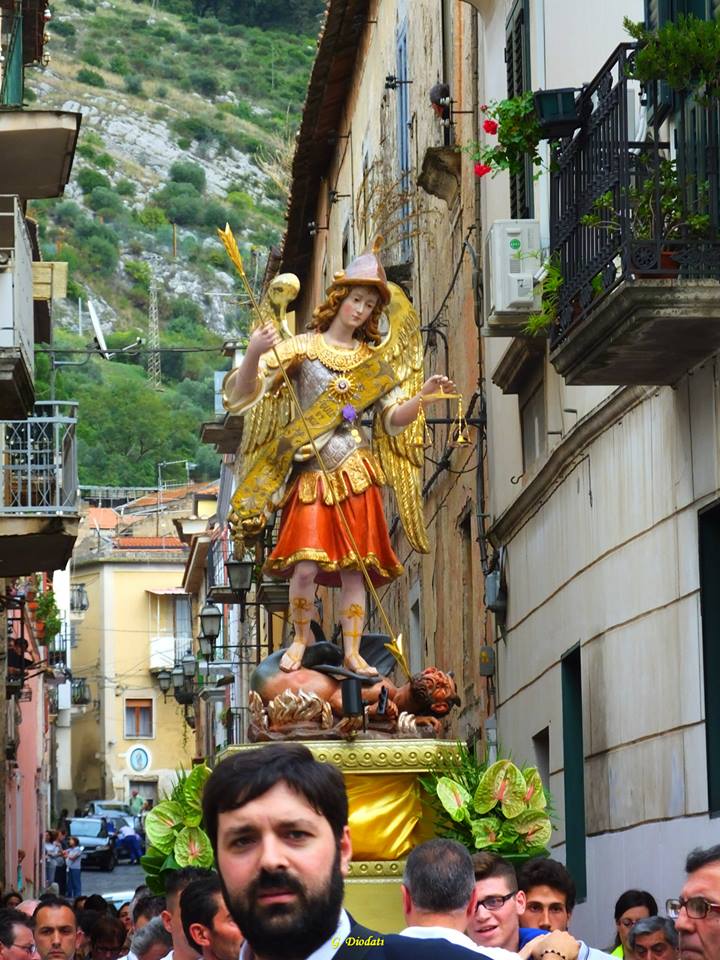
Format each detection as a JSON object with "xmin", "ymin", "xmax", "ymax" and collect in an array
[{"xmin": 470, "ymin": 9, "xmax": 490, "ymax": 576}]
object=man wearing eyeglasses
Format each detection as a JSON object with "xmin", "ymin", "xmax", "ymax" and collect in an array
[
  {"xmin": 667, "ymin": 844, "xmax": 720, "ymax": 960},
  {"xmin": 0, "ymin": 909, "xmax": 41, "ymax": 960},
  {"xmin": 626, "ymin": 918, "xmax": 678, "ymax": 960},
  {"xmin": 468, "ymin": 854, "xmax": 610, "ymax": 960},
  {"xmin": 33, "ymin": 898, "xmax": 80, "ymax": 960}
]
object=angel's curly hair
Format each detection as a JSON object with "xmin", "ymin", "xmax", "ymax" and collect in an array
[{"xmin": 307, "ymin": 284, "xmax": 384, "ymax": 345}]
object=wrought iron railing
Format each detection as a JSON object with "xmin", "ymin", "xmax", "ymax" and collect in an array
[
  {"xmin": 0, "ymin": 401, "xmax": 79, "ymax": 514},
  {"xmin": 71, "ymin": 677, "xmax": 91, "ymax": 705},
  {"xmin": 47, "ymin": 628, "xmax": 68, "ymax": 668},
  {"xmin": 549, "ymin": 43, "xmax": 720, "ymax": 349}
]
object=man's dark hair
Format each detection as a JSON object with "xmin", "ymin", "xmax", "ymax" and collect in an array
[
  {"xmin": 403, "ymin": 839, "xmax": 474, "ymax": 912},
  {"xmin": 628, "ymin": 917, "xmax": 678, "ymax": 952},
  {"xmin": 471, "ymin": 852, "xmax": 517, "ymax": 888},
  {"xmin": 75, "ymin": 911, "xmax": 102, "ymax": 937},
  {"xmin": 132, "ymin": 896, "xmax": 166, "ymax": 926},
  {"xmin": 202, "ymin": 743, "xmax": 348, "ymax": 851},
  {"xmin": 34, "ymin": 897, "xmax": 75, "ymax": 920},
  {"xmin": 686, "ymin": 844, "xmax": 720, "ymax": 873},
  {"xmin": 164, "ymin": 868, "xmax": 215, "ymax": 902},
  {"xmin": 180, "ymin": 876, "xmax": 224, "ymax": 951},
  {"xmin": 89, "ymin": 916, "xmax": 125, "ymax": 949},
  {"xmin": 83, "ymin": 896, "xmax": 110, "ymax": 915},
  {"xmin": 518, "ymin": 858, "xmax": 577, "ymax": 913},
  {"xmin": 0, "ymin": 909, "xmax": 33, "ymax": 947}
]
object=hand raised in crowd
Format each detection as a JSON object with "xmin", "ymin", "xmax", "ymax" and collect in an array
[{"xmin": 520, "ymin": 930, "xmax": 581, "ymax": 960}]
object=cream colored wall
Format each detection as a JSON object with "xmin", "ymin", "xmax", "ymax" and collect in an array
[
  {"xmin": 104, "ymin": 564, "xmax": 195, "ymax": 799},
  {"xmin": 71, "ymin": 559, "xmax": 194, "ymax": 804}
]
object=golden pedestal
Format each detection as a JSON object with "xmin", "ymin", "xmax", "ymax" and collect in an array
[{"xmin": 220, "ymin": 739, "xmax": 458, "ymax": 932}]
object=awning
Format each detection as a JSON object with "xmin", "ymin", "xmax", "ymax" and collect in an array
[{"xmin": 145, "ymin": 587, "xmax": 188, "ymax": 596}]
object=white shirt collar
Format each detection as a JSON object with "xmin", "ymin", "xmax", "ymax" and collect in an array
[
  {"xmin": 239, "ymin": 909, "xmax": 350, "ymax": 960},
  {"xmin": 400, "ymin": 926, "xmax": 520, "ymax": 960}
]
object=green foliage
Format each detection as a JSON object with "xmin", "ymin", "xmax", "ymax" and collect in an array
[
  {"xmin": 87, "ymin": 186, "xmax": 124, "ymax": 217},
  {"xmin": 36, "ymin": 589, "xmax": 62, "ymax": 641},
  {"xmin": 188, "ymin": 68, "xmax": 220, "ymax": 97},
  {"xmin": 580, "ymin": 159, "xmax": 711, "ymax": 241},
  {"xmin": 95, "ymin": 152, "xmax": 115, "ymax": 170},
  {"xmin": 141, "ymin": 765, "xmax": 214, "ymax": 893},
  {"xmin": 170, "ymin": 161, "xmax": 207, "ymax": 193},
  {"xmin": 125, "ymin": 75, "xmax": 143, "ymax": 95},
  {"xmin": 109, "ymin": 54, "xmax": 130, "ymax": 75},
  {"xmin": 116, "ymin": 179, "xmax": 136, "ymax": 197},
  {"xmin": 525, "ymin": 256, "xmax": 563, "ymax": 336},
  {"xmin": 469, "ymin": 92, "xmax": 543, "ymax": 179},
  {"xmin": 171, "ymin": 115, "xmax": 214, "ymax": 144},
  {"xmin": 124, "ymin": 259, "xmax": 152, "ymax": 289},
  {"xmin": 80, "ymin": 48, "xmax": 103, "ymax": 68},
  {"xmin": 77, "ymin": 68, "xmax": 106, "ymax": 88},
  {"xmin": 76, "ymin": 169, "xmax": 111, "ymax": 193},
  {"xmin": 53, "ymin": 19, "xmax": 77, "ymax": 37},
  {"xmin": 84, "ymin": 235, "xmax": 120, "ymax": 275},
  {"xmin": 152, "ymin": 181, "xmax": 204, "ymax": 225},
  {"xmin": 624, "ymin": 14, "xmax": 720, "ymax": 104},
  {"xmin": 420, "ymin": 744, "xmax": 553, "ymax": 859},
  {"xmin": 136, "ymin": 206, "xmax": 169, "ymax": 229}
]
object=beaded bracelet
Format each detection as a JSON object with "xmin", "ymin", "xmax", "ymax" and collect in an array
[{"xmin": 540, "ymin": 950, "xmax": 568, "ymax": 960}]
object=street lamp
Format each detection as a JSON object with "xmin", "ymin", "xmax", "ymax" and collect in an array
[
  {"xmin": 200, "ymin": 601, "xmax": 222, "ymax": 641},
  {"xmin": 171, "ymin": 665, "xmax": 184, "ymax": 690},
  {"xmin": 198, "ymin": 632, "xmax": 214, "ymax": 660},
  {"xmin": 225, "ymin": 558, "xmax": 255, "ymax": 622},
  {"xmin": 157, "ymin": 669, "xmax": 172, "ymax": 701},
  {"xmin": 181, "ymin": 651, "xmax": 197, "ymax": 679}
]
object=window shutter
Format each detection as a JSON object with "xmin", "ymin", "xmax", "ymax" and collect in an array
[{"xmin": 505, "ymin": 0, "xmax": 532, "ymax": 219}]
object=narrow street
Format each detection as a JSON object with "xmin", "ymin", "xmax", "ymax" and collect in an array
[{"xmin": 80, "ymin": 862, "xmax": 146, "ymax": 901}]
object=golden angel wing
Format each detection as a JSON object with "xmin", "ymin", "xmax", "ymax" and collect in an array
[{"xmin": 374, "ymin": 282, "xmax": 430, "ymax": 554}]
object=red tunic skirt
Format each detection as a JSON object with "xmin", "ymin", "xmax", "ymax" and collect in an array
[{"xmin": 264, "ymin": 481, "xmax": 404, "ymax": 588}]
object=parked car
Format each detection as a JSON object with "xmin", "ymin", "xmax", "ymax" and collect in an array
[
  {"xmin": 85, "ymin": 801, "xmax": 141, "ymax": 832},
  {"xmin": 67, "ymin": 817, "xmax": 116, "ymax": 871}
]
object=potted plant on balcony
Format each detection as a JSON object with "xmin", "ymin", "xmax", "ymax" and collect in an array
[
  {"xmin": 469, "ymin": 92, "xmax": 544, "ymax": 180},
  {"xmin": 35, "ymin": 588, "xmax": 61, "ymax": 643},
  {"xmin": 581, "ymin": 158, "xmax": 711, "ymax": 276},
  {"xmin": 624, "ymin": 14, "xmax": 720, "ymax": 104}
]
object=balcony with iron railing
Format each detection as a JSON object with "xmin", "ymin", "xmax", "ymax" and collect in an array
[
  {"xmin": 0, "ymin": 400, "xmax": 80, "ymax": 575},
  {"xmin": 548, "ymin": 43, "xmax": 720, "ymax": 386}
]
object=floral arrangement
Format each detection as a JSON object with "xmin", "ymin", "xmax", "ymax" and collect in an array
[
  {"xmin": 469, "ymin": 92, "xmax": 543, "ymax": 179},
  {"xmin": 420, "ymin": 743, "xmax": 553, "ymax": 859},
  {"xmin": 141, "ymin": 764, "xmax": 214, "ymax": 892}
]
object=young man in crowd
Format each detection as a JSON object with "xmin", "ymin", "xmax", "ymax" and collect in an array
[
  {"xmin": 671, "ymin": 844, "xmax": 720, "ymax": 960},
  {"xmin": 34, "ymin": 897, "xmax": 80, "ymax": 960},
  {"xmin": 0, "ymin": 908, "xmax": 40, "ymax": 960},
  {"xmin": 161, "ymin": 868, "xmax": 214, "ymax": 960},
  {"xmin": 201, "ymin": 741, "xmax": 491, "ymax": 960},
  {"xmin": 180, "ymin": 876, "xmax": 243, "ymax": 960},
  {"xmin": 468, "ymin": 854, "xmax": 611, "ymax": 960},
  {"xmin": 627, "ymin": 918, "xmax": 678, "ymax": 960},
  {"xmin": 518, "ymin": 860, "xmax": 577, "ymax": 934}
]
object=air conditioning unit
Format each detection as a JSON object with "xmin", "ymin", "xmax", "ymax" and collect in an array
[{"xmin": 484, "ymin": 220, "xmax": 542, "ymax": 336}]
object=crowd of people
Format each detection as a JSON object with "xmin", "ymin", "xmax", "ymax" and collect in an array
[{"xmin": 0, "ymin": 743, "xmax": 715, "ymax": 960}]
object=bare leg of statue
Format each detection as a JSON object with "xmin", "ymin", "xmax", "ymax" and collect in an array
[
  {"xmin": 281, "ymin": 560, "xmax": 317, "ymax": 672},
  {"xmin": 340, "ymin": 571, "xmax": 378, "ymax": 677}
]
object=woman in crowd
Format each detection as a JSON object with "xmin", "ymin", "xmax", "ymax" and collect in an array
[{"xmin": 611, "ymin": 890, "xmax": 659, "ymax": 957}]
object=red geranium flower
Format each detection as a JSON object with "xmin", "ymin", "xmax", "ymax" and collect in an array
[
  {"xmin": 483, "ymin": 118, "xmax": 499, "ymax": 135},
  {"xmin": 474, "ymin": 163, "xmax": 492, "ymax": 178}
]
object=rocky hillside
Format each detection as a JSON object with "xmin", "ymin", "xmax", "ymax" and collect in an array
[{"xmin": 26, "ymin": 0, "xmax": 321, "ymax": 485}]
